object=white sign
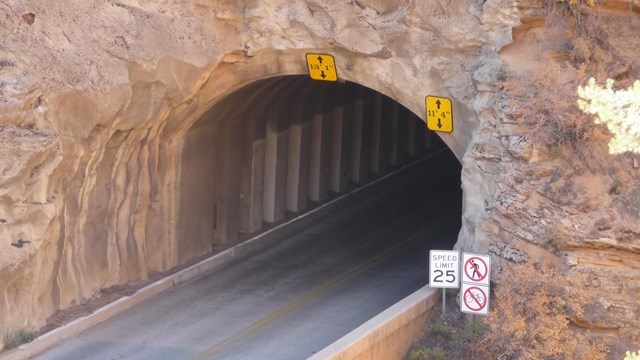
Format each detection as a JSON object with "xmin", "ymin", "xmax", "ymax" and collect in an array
[
  {"xmin": 460, "ymin": 282, "xmax": 490, "ymax": 315},
  {"xmin": 429, "ymin": 250, "xmax": 460, "ymax": 288},
  {"xmin": 461, "ymin": 253, "xmax": 491, "ymax": 286}
]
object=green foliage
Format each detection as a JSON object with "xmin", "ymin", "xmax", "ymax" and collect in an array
[
  {"xmin": 578, "ymin": 78, "xmax": 640, "ymax": 154},
  {"xmin": 429, "ymin": 317, "xmax": 452, "ymax": 339},
  {"xmin": 453, "ymin": 318, "xmax": 487, "ymax": 345},
  {"xmin": 406, "ymin": 346, "xmax": 446, "ymax": 360},
  {"xmin": 4, "ymin": 330, "xmax": 37, "ymax": 350},
  {"xmin": 625, "ymin": 350, "xmax": 640, "ymax": 360}
]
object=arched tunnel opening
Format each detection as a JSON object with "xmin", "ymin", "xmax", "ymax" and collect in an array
[
  {"xmin": 24, "ymin": 76, "xmax": 466, "ymax": 360},
  {"xmin": 176, "ymin": 75, "xmax": 462, "ymax": 267}
]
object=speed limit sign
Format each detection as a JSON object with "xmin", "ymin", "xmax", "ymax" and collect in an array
[{"xmin": 429, "ymin": 250, "xmax": 460, "ymax": 288}]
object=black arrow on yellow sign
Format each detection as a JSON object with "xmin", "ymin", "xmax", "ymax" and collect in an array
[
  {"xmin": 306, "ymin": 53, "xmax": 337, "ymax": 82},
  {"xmin": 426, "ymin": 95, "xmax": 452, "ymax": 133}
]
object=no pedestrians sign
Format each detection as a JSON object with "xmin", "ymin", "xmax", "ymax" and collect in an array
[{"xmin": 461, "ymin": 253, "xmax": 491, "ymax": 286}]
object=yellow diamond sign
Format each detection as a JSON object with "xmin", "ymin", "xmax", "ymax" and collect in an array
[
  {"xmin": 425, "ymin": 96, "xmax": 453, "ymax": 133},
  {"xmin": 306, "ymin": 53, "xmax": 338, "ymax": 82}
]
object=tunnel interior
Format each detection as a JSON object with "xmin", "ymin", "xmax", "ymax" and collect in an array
[{"xmin": 177, "ymin": 76, "xmax": 462, "ymax": 264}]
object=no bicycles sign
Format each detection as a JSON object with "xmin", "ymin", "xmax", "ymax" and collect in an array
[
  {"xmin": 460, "ymin": 283, "xmax": 490, "ymax": 315},
  {"xmin": 460, "ymin": 252, "xmax": 491, "ymax": 316}
]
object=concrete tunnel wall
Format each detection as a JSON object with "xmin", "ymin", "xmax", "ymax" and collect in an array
[{"xmin": 176, "ymin": 76, "xmax": 450, "ymax": 263}]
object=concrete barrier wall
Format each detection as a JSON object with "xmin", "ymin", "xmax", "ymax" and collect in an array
[{"xmin": 308, "ymin": 286, "xmax": 439, "ymax": 360}]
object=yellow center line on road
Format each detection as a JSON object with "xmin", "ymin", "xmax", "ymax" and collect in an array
[{"xmin": 191, "ymin": 214, "xmax": 455, "ymax": 360}]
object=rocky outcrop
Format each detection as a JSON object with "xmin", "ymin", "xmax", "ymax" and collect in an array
[
  {"xmin": 459, "ymin": 0, "xmax": 640, "ymax": 343},
  {"xmin": 0, "ymin": 0, "xmax": 638, "ymax": 348}
]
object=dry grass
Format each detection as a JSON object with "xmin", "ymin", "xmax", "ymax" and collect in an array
[{"xmin": 478, "ymin": 263, "xmax": 609, "ymax": 360}]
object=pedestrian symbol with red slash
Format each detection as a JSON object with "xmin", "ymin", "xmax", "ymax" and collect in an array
[
  {"xmin": 462, "ymin": 253, "xmax": 490, "ymax": 286},
  {"xmin": 460, "ymin": 252, "xmax": 491, "ymax": 316}
]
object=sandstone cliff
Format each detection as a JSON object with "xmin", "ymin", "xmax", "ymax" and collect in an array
[
  {"xmin": 0, "ymin": 0, "xmax": 638, "ymax": 349},
  {"xmin": 461, "ymin": 1, "xmax": 640, "ymax": 343}
]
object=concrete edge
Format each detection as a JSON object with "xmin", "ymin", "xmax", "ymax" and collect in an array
[
  {"xmin": 2, "ymin": 151, "xmax": 447, "ymax": 360},
  {"xmin": 307, "ymin": 285, "xmax": 440, "ymax": 360}
]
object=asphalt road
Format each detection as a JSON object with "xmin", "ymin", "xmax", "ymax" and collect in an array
[{"xmin": 35, "ymin": 151, "xmax": 461, "ymax": 360}]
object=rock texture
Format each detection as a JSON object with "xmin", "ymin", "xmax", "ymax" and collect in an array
[
  {"xmin": 458, "ymin": 0, "xmax": 640, "ymax": 345},
  {"xmin": 0, "ymin": 0, "xmax": 638, "ymax": 349}
]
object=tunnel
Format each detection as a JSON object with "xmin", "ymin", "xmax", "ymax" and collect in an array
[
  {"xmin": 3, "ymin": 0, "xmax": 639, "ymax": 350},
  {"xmin": 175, "ymin": 75, "xmax": 462, "ymax": 264}
]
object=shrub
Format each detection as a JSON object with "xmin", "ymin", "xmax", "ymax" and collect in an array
[
  {"xmin": 501, "ymin": 64, "xmax": 595, "ymax": 154},
  {"xmin": 479, "ymin": 263, "xmax": 609, "ymax": 360},
  {"xmin": 4, "ymin": 330, "xmax": 37, "ymax": 350},
  {"xmin": 578, "ymin": 78, "xmax": 640, "ymax": 154},
  {"xmin": 625, "ymin": 350, "xmax": 640, "ymax": 360},
  {"xmin": 428, "ymin": 317, "xmax": 452, "ymax": 339},
  {"xmin": 546, "ymin": 0, "xmax": 602, "ymax": 38},
  {"xmin": 453, "ymin": 318, "xmax": 487, "ymax": 345},
  {"xmin": 406, "ymin": 346, "xmax": 446, "ymax": 360}
]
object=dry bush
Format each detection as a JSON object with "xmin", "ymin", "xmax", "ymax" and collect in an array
[
  {"xmin": 500, "ymin": 63, "xmax": 614, "ymax": 174},
  {"xmin": 502, "ymin": 65, "xmax": 601, "ymax": 151},
  {"xmin": 478, "ymin": 263, "xmax": 609, "ymax": 360},
  {"xmin": 545, "ymin": 0, "xmax": 606, "ymax": 41}
]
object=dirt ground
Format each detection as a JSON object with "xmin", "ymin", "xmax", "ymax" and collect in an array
[{"xmin": 405, "ymin": 290, "xmax": 486, "ymax": 360}]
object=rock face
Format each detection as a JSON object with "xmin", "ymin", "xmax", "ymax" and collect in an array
[
  {"xmin": 459, "ymin": 2, "xmax": 640, "ymax": 344},
  {"xmin": 0, "ymin": 0, "xmax": 638, "ymax": 347}
]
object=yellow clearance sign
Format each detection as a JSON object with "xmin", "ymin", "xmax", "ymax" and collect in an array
[
  {"xmin": 306, "ymin": 53, "xmax": 338, "ymax": 82},
  {"xmin": 425, "ymin": 96, "xmax": 453, "ymax": 133}
]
